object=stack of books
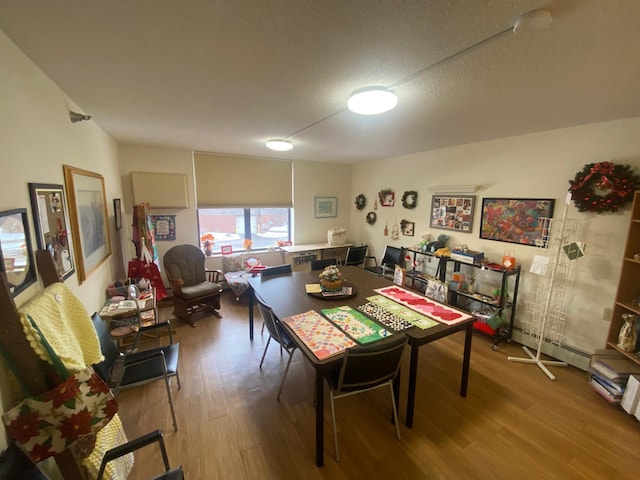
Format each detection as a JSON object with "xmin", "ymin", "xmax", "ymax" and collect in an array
[{"xmin": 588, "ymin": 349, "xmax": 640, "ymax": 405}]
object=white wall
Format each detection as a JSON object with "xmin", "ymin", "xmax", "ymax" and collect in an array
[
  {"xmin": 351, "ymin": 117, "xmax": 640, "ymax": 366},
  {"xmin": 0, "ymin": 31, "xmax": 122, "ymax": 474}
]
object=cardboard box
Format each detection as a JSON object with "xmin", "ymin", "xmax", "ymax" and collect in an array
[{"xmin": 451, "ymin": 250, "xmax": 484, "ymax": 265}]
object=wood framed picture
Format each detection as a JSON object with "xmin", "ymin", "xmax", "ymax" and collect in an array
[
  {"xmin": 28, "ymin": 183, "xmax": 75, "ymax": 280},
  {"xmin": 315, "ymin": 197, "xmax": 337, "ymax": 218},
  {"xmin": 429, "ymin": 195, "xmax": 475, "ymax": 232},
  {"xmin": 63, "ymin": 165, "xmax": 111, "ymax": 283},
  {"xmin": 480, "ymin": 198, "xmax": 555, "ymax": 246},
  {"xmin": 400, "ymin": 219, "xmax": 415, "ymax": 236}
]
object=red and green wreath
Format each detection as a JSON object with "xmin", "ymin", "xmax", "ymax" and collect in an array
[{"xmin": 568, "ymin": 161, "xmax": 639, "ymax": 213}]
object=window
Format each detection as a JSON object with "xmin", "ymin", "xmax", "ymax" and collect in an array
[{"xmin": 197, "ymin": 208, "xmax": 291, "ymax": 253}]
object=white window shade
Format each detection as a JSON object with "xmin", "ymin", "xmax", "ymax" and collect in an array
[{"xmin": 194, "ymin": 152, "xmax": 293, "ymax": 208}]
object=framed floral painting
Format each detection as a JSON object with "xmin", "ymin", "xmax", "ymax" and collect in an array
[{"xmin": 480, "ymin": 198, "xmax": 555, "ymax": 246}]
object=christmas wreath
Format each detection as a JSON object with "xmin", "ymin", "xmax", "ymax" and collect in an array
[
  {"xmin": 366, "ymin": 211, "xmax": 377, "ymax": 225},
  {"xmin": 355, "ymin": 193, "xmax": 367, "ymax": 210},
  {"xmin": 568, "ymin": 161, "xmax": 639, "ymax": 213},
  {"xmin": 402, "ymin": 191, "xmax": 418, "ymax": 209}
]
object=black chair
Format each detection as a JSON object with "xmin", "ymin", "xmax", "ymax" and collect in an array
[
  {"xmin": 91, "ymin": 313, "xmax": 181, "ymax": 431},
  {"xmin": 324, "ymin": 334, "xmax": 408, "ymax": 461},
  {"xmin": 341, "ymin": 245, "xmax": 369, "ymax": 267},
  {"xmin": 255, "ymin": 292, "xmax": 297, "ymax": 400},
  {"xmin": 97, "ymin": 429, "xmax": 183, "ymax": 480},
  {"xmin": 310, "ymin": 258, "xmax": 337, "ymax": 271},
  {"xmin": 260, "ymin": 264, "xmax": 293, "ymax": 278},
  {"xmin": 365, "ymin": 246, "xmax": 405, "ymax": 278}
]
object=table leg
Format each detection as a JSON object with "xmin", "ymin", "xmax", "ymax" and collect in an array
[
  {"xmin": 315, "ymin": 368, "xmax": 324, "ymax": 467},
  {"xmin": 460, "ymin": 322, "xmax": 473, "ymax": 397},
  {"xmin": 248, "ymin": 289, "xmax": 254, "ymax": 340},
  {"xmin": 405, "ymin": 343, "xmax": 419, "ymax": 428}
]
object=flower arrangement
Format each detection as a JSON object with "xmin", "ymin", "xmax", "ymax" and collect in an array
[
  {"xmin": 244, "ymin": 238, "xmax": 253, "ymax": 251},
  {"xmin": 319, "ymin": 265, "xmax": 343, "ymax": 291},
  {"xmin": 201, "ymin": 233, "xmax": 215, "ymax": 256}
]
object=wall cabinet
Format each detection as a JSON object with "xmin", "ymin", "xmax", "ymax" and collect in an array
[{"xmin": 606, "ymin": 191, "xmax": 640, "ymax": 364}]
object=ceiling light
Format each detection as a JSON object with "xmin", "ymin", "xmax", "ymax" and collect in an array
[
  {"xmin": 347, "ymin": 87, "xmax": 398, "ymax": 115},
  {"xmin": 266, "ymin": 139, "xmax": 293, "ymax": 151}
]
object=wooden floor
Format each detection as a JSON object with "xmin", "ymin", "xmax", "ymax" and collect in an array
[{"xmin": 117, "ymin": 292, "xmax": 640, "ymax": 479}]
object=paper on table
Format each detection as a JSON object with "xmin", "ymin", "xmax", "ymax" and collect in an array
[
  {"xmin": 305, "ymin": 283, "xmax": 322, "ymax": 293},
  {"xmin": 530, "ymin": 255, "xmax": 549, "ymax": 275}
]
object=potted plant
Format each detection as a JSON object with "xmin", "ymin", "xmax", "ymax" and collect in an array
[
  {"xmin": 200, "ymin": 233, "xmax": 215, "ymax": 256},
  {"xmin": 319, "ymin": 265, "xmax": 343, "ymax": 291}
]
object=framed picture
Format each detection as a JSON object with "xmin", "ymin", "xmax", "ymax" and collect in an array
[
  {"xmin": 400, "ymin": 219, "xmax": 415, "ymax": 236},
  {"xmin": 150, "ymin": 214, "xmax": 176, "ymax": 241},
  {"xmin": 113, "ymin": 198, "xmax": 122, "ymax": 231},
  {"xmin": 378, "ymin": 189, "xmax": 395, "ymax": 207},
  {"xmin": 63, "ymin": 165, "xmax": 111, "ymax": 283},
  {"xmin": 430, "ymin": 195, "xmax": 475, "ymax": 232},
  {"xmin": 314, "ymin": 197, "xmax": 337, "ymax": 218},
  {"xmin": 0, "ymin": 208, "xmax": 37, "ymax": 296},
  {"xmin": 28, "ymin": 183, "xmax": 75, "ymax": 280},
  {"xmin": 480, "ymin": 198, "xmax": 555, "ymax": 246},
  {"xmin": 221, "ymin": 245, "xmax": 233, "ymax": 255}
]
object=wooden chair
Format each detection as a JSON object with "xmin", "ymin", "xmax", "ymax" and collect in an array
[{"xmin": 163, "ymin": 244, "xmax": 223, "ymax": 327}]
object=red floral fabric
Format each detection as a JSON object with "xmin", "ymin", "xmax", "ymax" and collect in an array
[{"xmin": 2, "ymin": 367, "xmax": 117, "ymax": 463}]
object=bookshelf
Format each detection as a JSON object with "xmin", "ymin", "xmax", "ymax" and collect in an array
[{"xmin": 606, "ymin": 191, "xmax": 640, "ymax": 364}]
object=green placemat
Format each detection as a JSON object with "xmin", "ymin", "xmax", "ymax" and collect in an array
[
  {"xmin": 367, "ymin": 295, "xmax": 439, "ymax": 329},
  {"xmin": 321, "ymin": 306, "xmax": 391, "ymax": 344}
]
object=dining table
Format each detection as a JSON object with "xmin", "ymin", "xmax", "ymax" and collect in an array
[{"xmin": 247, "ymin": 266, "xmax": 475, "ymax": 467}]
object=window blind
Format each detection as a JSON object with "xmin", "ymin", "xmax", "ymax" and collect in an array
[{"xmin": 193, "ymin": 152, "xmax": 293, "ymax": 208}]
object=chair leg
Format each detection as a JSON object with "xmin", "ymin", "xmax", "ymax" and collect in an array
[
  {"xmin": 388, "ymin": 381, "xmax": 401, "ymax": 440},
  {"xmin": 259, "ymin": 336, "xmax": 272, "ymax": 368},
  {"xmin": 329, "ymin": 391, "xmax": 340, "ymax": 461},
  {"xmin": 276, "ymin": 349, "xmax": 295, "ymax": 400},
  {"xmin": 161, "ymin": 362, "xmax": 179, "ymax": 432}
]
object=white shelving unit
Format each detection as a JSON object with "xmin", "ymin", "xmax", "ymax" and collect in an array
[{"xmin": 508, "ymin": 195, "xmax": 586, "ymax": 380}]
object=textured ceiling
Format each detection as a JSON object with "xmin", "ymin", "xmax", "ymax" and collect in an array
[{"xmin": 1, "ymin": 0, "xmax": 639, "ymax": 163}]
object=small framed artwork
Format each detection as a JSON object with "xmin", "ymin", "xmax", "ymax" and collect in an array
[
  {"xmin": 400, "ymin": 219, "xmax": 415, "ymax": 236},
  {"xmin": 430, "ymin": 195, "xmax": 475, "ymax": 232},
  {"xmin": 315, "ymin": 197, "xmax": 337, "ymax": 218},
  {"xmin": 63, "ymin": 165, "xmax": 112, "ymax": 283},
  {"xmin": 150, "ymin": 214, "xmax": 176, "ymax": 241},
  {"xmin": 221, "ymin": 245, "xmax": 233, "ymax": 255},
  {"xmin": 113, "ymin": 198, "xmax": 122, "ymax": 231},
  {"xmin": 28, "ymin": 183, "xmax": 75, "ymax": 280},
  {"xmin": 378, "ymin": 189, "xmax": 395, "ymax": 207},
  {"xmin": 480, "ymin": 198, "xmax": 555, "ymax": 246}
]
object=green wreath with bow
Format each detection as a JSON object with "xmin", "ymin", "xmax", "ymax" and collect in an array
[
  {"xmin": 568, "ymin": 161, "xmax": 639, "ymax": 213},
  {"xmin": 354, "ymin": 194, "xmax": 367, "ymax": 210}
]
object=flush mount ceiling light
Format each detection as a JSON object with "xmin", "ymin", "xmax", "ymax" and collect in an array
[
  {"xmin": 347, "ymin": 87, "xmax": 398, "ymax": 115},
  {"xmin": 266, "ymin": 139, "xmax": 294, "ymax": 151}
]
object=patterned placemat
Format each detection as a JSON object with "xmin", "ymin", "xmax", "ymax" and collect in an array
[
  {"xmin": 366, "ymin": 295, "xmax": 439, "ymax": 330},
  {"xmin": 357, "ymin": 302, "xmax": 413, "ymax": 332},
  {"xmin": 321, "ymin": 306, "xmax": 391, "ymax": 344},
  {"xmin": 374, "ymin": 286, "xmax": 473, "ymax": 325},
  {"xmin": 282, "ymin": 310, "xmax": 356, "ymax": 361}
]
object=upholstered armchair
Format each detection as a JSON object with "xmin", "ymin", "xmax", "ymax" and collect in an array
[{"xmin": 163, "ymin": 244, "xmax": 223, "ymax": 327}]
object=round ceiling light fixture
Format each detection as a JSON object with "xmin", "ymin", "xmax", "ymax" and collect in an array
[
  {"xmin": 266, "ymin": 139, "xmax": 293, "ymax": 151},
  {"xmin": 347, "ymin": 86, "xmax": 398, "ymax": 115}
]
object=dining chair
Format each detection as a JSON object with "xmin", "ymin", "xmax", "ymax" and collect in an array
[
  {"xmin": 127, "ymin": 285, "xmax": 175, "ymax": 351},
  {"xmin": 91, "ymin": 312, "xmax": 182, "ymax": 431},
  {"xmin": 255, "ymin": 292, "xmax": 297, "ymax": 400},
  {"xmin": 260, "ymin": 264, "xmax": 293, "ymax": 278},
  {"xmin": 310, "ymin": 258, "xmax": 337, "ymax": 271},
  {"xmin": 324, "ymin": 334, "xmax": 408, "ymax": 461},
  {"xmin": 341, "ymin": 245, "xmax": 369, "ymax": 267},
  {"xmin": 365, "ymin": 246, "xmax": 406, "ymax": 278},
  {"xmin": 97, "ymin": 429, "xmax": 183, "ymax": 480}
]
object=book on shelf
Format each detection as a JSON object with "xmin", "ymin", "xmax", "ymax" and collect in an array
[
  {"xmin": 590, "ymin": 377, "xmax": 621, "ymax": 404},
  {"xmin": 591, "ymin": 357, "xmax": 640, "ymax": 381}
]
